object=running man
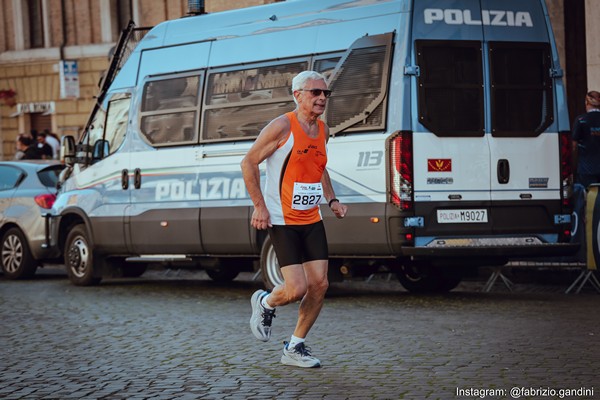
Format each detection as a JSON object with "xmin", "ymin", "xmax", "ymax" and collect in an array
[{"xmin": 240, "ymin": 70, "xmax": 348, "ymax": 368}]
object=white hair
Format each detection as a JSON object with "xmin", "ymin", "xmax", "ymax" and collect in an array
[{"xmin": 292, "ymin": 71, "xmax": 327, "ymax": 105}]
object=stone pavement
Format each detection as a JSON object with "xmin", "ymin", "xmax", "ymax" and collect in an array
[{"xmin": 0, "ymin": 267, "xmax": 598, "ymax": 399}]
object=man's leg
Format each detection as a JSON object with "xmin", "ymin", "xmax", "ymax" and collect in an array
[
  {"xmin": 266, "ymin": 263, "xmax": 308, "ymax": 307},
  {"xmin": 251, "ymin": 264, "xmax": 306, "ymax": 343},
  {"xmin": 250, "ymin": 226, "xmax": 303, "ymax": 342},
  {"xmin": 266, "ymin": 259, "xmax": 329, "ymax": 331},
  {"xmin": 277, "ymin": 260, "xmax": 328, "ymax": 368},
  {"xmin": 293, "ymin": 259, "xmax": 328, "ymax": 338}
]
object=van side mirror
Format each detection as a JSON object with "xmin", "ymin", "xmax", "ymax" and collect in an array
[
  {"xmin": 61, "ymin": 135, "xmax": 76, "ymax": 166},
  {"xmin": 92, "ymin": 139, "xmax": 110, "ymax": 163}
]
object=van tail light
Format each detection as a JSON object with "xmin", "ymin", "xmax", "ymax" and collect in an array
[
  {"xmin": 388, "ymin": 131, "xmax": 413, "ymax": 210},
  {"xmin": 35, "ymin": 194, "xmax": 56, "ymax": 209},
  {"xmin": 559, "ymin": 131, "xmax": 573, "ymax": 208}
]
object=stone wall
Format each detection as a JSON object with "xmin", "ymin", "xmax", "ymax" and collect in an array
[{"xmin": 585, "ymin": 0, "xmax": 600, "ymax": 90}]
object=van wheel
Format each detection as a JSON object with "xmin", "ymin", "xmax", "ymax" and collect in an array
[
  {"xmin": 206, "ymin": 267, "xmax": 239, "ymax": 282},
  {"xmin": 64, "ymin": 224, "xmax": 101, "ymax": 286},
  {"xmin": 201, "ymin": 258, "xmax": 240, "ymax": 282},
  {"xmin": 121, "ymin": 263, "xmax": 147, "ymax": 278},
  {"xmin": 436, "ymin": 269, "xmax": 463, "ymax": 292},
  {"xmin": 1, "ymin": 227, "xmax": 38, "ymax": 279},
  {"xmin": 396, "ymin": 264, "xmax": 462, "ymax": 293},
  {"xmin": 260, "ymin": 236, "xmax": 283, "ymax": 290}
]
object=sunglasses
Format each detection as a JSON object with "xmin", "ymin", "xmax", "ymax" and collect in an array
[{"xmin": 298, "ymin": 88, "xmax": 333, "ymax": 98}]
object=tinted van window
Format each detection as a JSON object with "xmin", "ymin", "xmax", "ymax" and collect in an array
[
  {"xmin": 326, "ymin": 32, "xmax": 393, "ymax": 135},
  {"xmin": 140, "ymin": 75, "xmax": 201, "ymax": 145},
  {"xmin": 416, "ymin": 40, "xmax": 484, "ymax": 137},
  {"xmin": 203, "ymin": 61, "xmax": 307, "ymax": 141},
  {"xmin": 489, "ymin": 42, "xmax": 553, "ymax": 137}
]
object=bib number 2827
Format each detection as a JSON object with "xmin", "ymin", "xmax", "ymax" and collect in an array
[{"xmin": 291, "ymin": 182, "xmax": 323, "ymax": 210}]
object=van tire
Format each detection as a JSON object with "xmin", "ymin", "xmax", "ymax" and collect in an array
[
  {"xmin": 435, "ymin": 269, "xmax": 463, "ymax": 292},
  {"xmin": 206, "ymin": 267, "xmax": 239, "ymax": 282},
  {"xmin": 260, "ymin": 236, "xmax": 283, "ymax": 290},
  {"xmin": 1, "ymin": 227, "xmax": 37, "ymax": 279},
  {"xmin": 396, "ymin": 264, "xmax": 462, "ymax": 293},
  {"xmin": 64, "ymin": 224, "xmax": 102, "ymax": 286},
  {"xmin": 121, "ymin": 263, "xmax": 147, "ymax": 278}
]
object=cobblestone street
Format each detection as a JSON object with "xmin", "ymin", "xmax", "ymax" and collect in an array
[{"xmin": 0, "ymin": 267, "xmax": 598, "ymax": 399}]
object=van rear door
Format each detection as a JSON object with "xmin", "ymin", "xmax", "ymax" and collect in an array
[
  {"xmin": 410, "ymin": 0, "xmax": 564, "ymax": 249},
  {"xmin": 411, "ymin": 0, "xmax": 492, "ymax": 242},
  {"xmin": 482, "ymin": 0, "xmax": 561, "ymax": 237}
]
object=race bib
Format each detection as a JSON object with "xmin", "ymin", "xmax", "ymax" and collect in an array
[{"xmin": 291, "ymin": 182, "xmax": 323, "ymax": 210}]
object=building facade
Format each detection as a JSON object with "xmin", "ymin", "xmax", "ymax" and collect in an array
[
  {"xmin": 0, "ymin": 0, "xmax": 282, "ymax": 160},
  {"xmin": 0, "ymin": 0, "xmax": 596, "ymax": 160}
]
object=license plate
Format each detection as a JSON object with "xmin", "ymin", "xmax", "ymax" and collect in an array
[{"xmin": 437, "ymin": 209, "xmax": 488, "ymax": 224}]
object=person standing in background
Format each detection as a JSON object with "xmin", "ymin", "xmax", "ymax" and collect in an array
[
  {"xmin": 572, "ymin": 90, "xmax": 600, "ymax": 188},
  {"xmin": 16, "ymin": 135, "xmax": 42, "ymax": 160},
  {"xmin": 43, "ymin": 130, "xmax": 61, "ymax": 159},
  {"xmin": 36, "ymin": 132, "xmax": 54, "ymax": 160}
]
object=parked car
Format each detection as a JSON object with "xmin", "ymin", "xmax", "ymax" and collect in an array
[{"xmin": 0, "ymin": 160, "xmax": 65, "ymax": 279}]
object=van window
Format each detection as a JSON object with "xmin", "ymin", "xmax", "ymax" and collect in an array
[
  {"xmin": 489, "ymin": 42, "xmax": 553, "ymax": 137},
  {"xmin": 140, "ymin": 75, "xmax": 200, "ymax": 145},
  {"xmin": 326, "ymin": 33, "xmax": 393, "ymax": 135},
  {"xmin": 104, "ymin": 95, "xmax": 131, "ymax": 155},
  {"xmin": 416, "ymin": 40, "xmax": 484, "ymax": 137},
  {"xmin": 86, "ymin": 106, "xmax": 107, "ymax": 148},
  {"xmin": 202, "ymin": 61, "xmax": 307, "ymax": 142},
  {"xmin": 314, "ymin": 56, "xmax": 342, "ymax": 81}
]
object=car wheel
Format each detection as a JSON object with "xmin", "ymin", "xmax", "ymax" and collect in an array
[
  {"xmin": 1, "ymin": 227, "xmax": 38, "ymax": 279},
  {"xmin": 64, "ymin": 224, "xmax": 101, "ymax": 286},
  {"xmin": 260, "ymin": 236, "xmax": 283, "ymax": 290}
]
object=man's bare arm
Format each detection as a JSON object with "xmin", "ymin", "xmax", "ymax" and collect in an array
[{"xmin": 241, "ymin": 115, "xmax": 290, "ymax": 229}]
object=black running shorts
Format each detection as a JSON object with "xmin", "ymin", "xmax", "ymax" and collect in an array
[{"xmin": 267, "ymin": 221, "xmax": 328, "ymax": 268}]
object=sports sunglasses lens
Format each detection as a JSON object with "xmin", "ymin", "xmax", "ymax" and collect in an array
[{"xmin": 311, "ymin": 89, "xmax": 332, "ymax": 97}]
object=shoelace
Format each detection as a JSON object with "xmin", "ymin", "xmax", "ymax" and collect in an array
[
  {"xmin": 291, "ymin": 342, "xmax": 312, "ymax": 357},
  {"xmin": 261, "ymin": 308, "xmax": 276, "ymax": 327}
]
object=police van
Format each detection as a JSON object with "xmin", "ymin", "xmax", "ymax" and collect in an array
[{"xmin": 49, "ymin": 0, "xmax": 578, "ymax": 291}]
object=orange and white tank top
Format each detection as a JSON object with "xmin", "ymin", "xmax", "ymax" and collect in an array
[{"xmin": 265, "ymin": 112, "xmax": 328, "ymax": 225}]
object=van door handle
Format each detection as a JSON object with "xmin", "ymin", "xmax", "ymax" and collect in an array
[
  {"xmin": 497, "ymin": 159, "xmax": 510, "ymax": 184},
  {"xmin": 134, "ymin": 168, "xmax": 142, "ymax": 189},
  {"xmin": 121, "ymin": 169, "xmax": 129, "ymax": 190}
]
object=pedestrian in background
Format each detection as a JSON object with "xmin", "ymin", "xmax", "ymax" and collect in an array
[
  {"xmin": 36, "ymin": 132, "xmax": 54, "ymax": 160},
  {"xmin": 16, "ymin": 134, "xmax": 42, "ymax": 160},
  {"xmin": 13, "ymin": 134, "xmax": 26, "ymax": 160},
  {"xmin": 241, "ymin": 70, "xmax": 348, "ymax": 368},
  {"xmin": 572, "ymin": 90, "xmax": 600, "ymax": 188},
  {"xmin": 43, "ymin": 129, "xmax": 61, "ymax": 159}
]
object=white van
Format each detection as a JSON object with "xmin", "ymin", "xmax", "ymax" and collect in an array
[{"xmin": 48, "ymin": 0, "xmax": 578, "ymax": 291}]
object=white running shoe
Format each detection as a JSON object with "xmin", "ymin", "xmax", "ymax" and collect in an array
[
  {"xmin": 281, "ymin": 341, "xmax": 321, "ymax": 368},
  {"xmin": 250, "ymin": 289, "xmax": 275, "ymax": 342}
]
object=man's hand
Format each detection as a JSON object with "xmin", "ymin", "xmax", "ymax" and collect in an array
[
  {"xmin": 251, "ymin": 204, "xmax": 272, "ymax": 230},
  {"xmin": 330, "ymin": 201, "xmax": 348, "ymax": 219}
]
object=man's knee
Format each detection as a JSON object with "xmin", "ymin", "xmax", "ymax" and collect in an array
[
  {"xmin": 283, "ymin": 282, "xmax": 308, "ymax": 303},
  {"xmin": 308, "ymin": 277, "xmax": 329, "ymax": 296}
]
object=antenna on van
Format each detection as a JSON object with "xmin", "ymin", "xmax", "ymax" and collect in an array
[{"xmin": 187, "ymin": 0, "xmax": 205, "ymax": 15}]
